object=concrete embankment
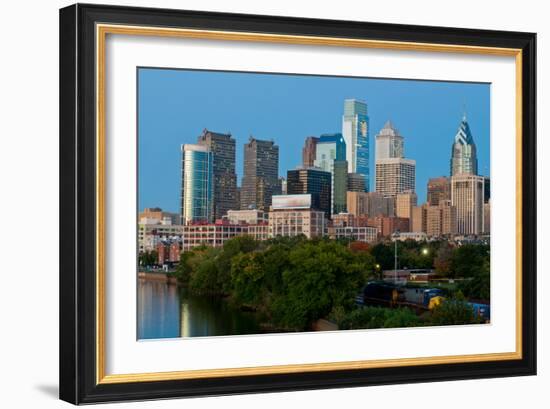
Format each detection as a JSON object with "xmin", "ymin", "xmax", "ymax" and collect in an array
[{"xmin": 138, "ymin": 271, "xmax": 178, "ymax": 284}]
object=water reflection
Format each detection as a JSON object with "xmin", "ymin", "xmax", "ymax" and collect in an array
[{"xmin": 138, "ymin": 280, "xmax": 261, "ymax": 339}]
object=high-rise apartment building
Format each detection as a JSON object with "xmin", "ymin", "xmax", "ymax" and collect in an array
[
  {"xmin": 197, "ymin": 129, "xmax": 237, "ymax": 220},
  {"xmin": 375, "ymin": 120, "xmax": 404, "ymax": 160},
  {"xmin": 342, "ymin": 99, "xmax": 369, "ymax": 189},
  {"xmin": 375, "ymin": 158, "xmax": 416, "ymax": 197},
  {"xmin": 427, "ymin": 176, "xmax": 451, "ymax": 206},
  {"xmin": 314, "ymin": 133, "xmax": 346, "ymax": 215},
  {"xmin": 240, "ymin": 137, "xmax": 279, "ymax": 211},
  {"xmin": 450, "ymin": 115, "xmax": 478, "ymax": 176},
  {"xmin": 426, "ymin": 200, "xmax": 457, "ymax": 237},
  {"xmin": 396, "ymin": 192, "xmax": 417, "ymax": 220},
  {"xmin": 287, "ymin": 167, "xmax": 332, "ymax": 219},
  {"xmin": 302, "ymin": 136, "xmax": 319, "ymax": 167},
  {"xmin": 347, "ymin": 191, "xmax": 395, "ymax": 218},
  {"xmin": 451, "ymin": 174, "xmax": 485, "ymax": 235},
  {"xmin": 180, "ymin": 144, "xmax": 213, "ymax": 224},
  {"xmin": 411, "ymin": 203, "xmax": 428, "ymax": 233}
]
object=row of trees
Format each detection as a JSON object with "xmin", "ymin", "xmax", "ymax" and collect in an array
[{"xmin": 174, "ymin": 236, "xmax": 377, "ymax": 331}]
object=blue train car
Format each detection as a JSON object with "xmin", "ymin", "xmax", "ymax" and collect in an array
[{"xmin": 469, "ymin": 302, "xmax": 491, "ymax": 321}]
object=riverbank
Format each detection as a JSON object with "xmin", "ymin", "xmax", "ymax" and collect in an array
[{"xmin": 138, "ymin": 271, "xmax": 178, "ymax": 284}]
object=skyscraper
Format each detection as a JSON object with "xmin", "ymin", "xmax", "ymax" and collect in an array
[
  {"xmin": 314, "ymin": 133, "xmax": 346, "ymax": 215},
  {"xmin": 241, "ymin": 137, "xmax": 279, "ymax": 211},
  {"xmin": 333, "ymin": 160, "xmax": 348, "ymax": 215},
  {"xmin": 375, "ymin": 120, "xmax": 416, "ymax": 197},
  {"xmin": 450, "ymin": 115, "xmax": 478, "ymax": 176},
  {"xmin": 347, "ymin": 173, "xmax": 367, "ymax": 192},
  {"xmin": 396, "ymin": 191, "xmax": 417, "ymax": 220},
  {"xmin": 342, "ymin": 99, "xmax": 369, "ymax": 189},
  {"xmin": 451, "ymin": 174, "xmax": 485, "ymax": 235},
  {"xmin": 375, "ymin": 158, "xmax": 416, "ymax": 197},
  {"xmin": 427, "ymin": 176, "xmax": 451, "ymax": 206},
  {"xmin": 197, "ymin": 129, "xmax": 237, "ymax": 220},
  {"xmin": 302, "ymin": 136, "xmax": 319, "ymax": 168},
  {"xmin": 375, "ymin": 120, "xmax": 404, "ymax": 160},
  {"xmin": 180, "ymin": 144, "xmax": 213, "ymax": 225},
  {"xmin": 287, "ymin": 167, "xmax": 332, "ymax": 219}
]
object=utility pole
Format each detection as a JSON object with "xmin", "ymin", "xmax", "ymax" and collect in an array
[{"xmin": 393, "ymin": 230, "xmax": 400, "ymax": 282}]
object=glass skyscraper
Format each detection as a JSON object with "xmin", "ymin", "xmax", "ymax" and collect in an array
[
  {"xmin": 287, "ymin": 168, "xmax": 332, "ymax": 219},
  {"xmin": 450, "ymin": 115, "xmax": 478, "ymax": 176},
  {"xmin": 180, "ymin": 144, "xmax": 213, "ymax": 225},
  {"xmin": 314, "ymin": 133, "xmax": 346, "ymax": 216},
  {"xmin": 342, "ymin": 99, "xmax": 369, "ymax": 191}
]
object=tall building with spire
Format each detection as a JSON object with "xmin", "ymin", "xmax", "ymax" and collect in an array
[
  {"xmin": 342, "ymin": 99, "xmax": 369, "ymax": 190},
  {"xmin": 375, "ymin": 120, "xmax": 404, "ymax": 160},
  {"xmin": 375, "ymin": 120, "xmax": 416, "ymax": 197},
  {"xmin": 450, "ymin": 115, "xmax": 478, "ymax": 176}
]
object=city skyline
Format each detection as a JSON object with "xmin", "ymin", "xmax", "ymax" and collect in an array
[{"xmin": 138, "ymin": 68, "xmax": 490, "ymax": 213}]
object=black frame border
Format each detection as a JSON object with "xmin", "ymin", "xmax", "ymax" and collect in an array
[{"xmin": 59, "ymin": 3, "xmax": 536, "ymax": 404}]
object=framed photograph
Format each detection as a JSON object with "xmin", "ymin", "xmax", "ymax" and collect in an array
[{"xmin": 59, "ymin": 3, "xmax": 536, "ymax": 404}]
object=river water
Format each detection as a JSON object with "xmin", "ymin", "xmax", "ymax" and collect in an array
[{"xmin": 138, "ymin": 279, "xmax": 262, "ymax": 339}]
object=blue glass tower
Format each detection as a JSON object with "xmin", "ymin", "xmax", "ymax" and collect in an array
[{"xmin": 342, "ymin": 99, "xmax": 369, "ymax": 191}]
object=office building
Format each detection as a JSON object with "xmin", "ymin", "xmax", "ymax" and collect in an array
[
  {"xmin": 346, "ymin": 191, "xmax": 395, "ymax": 218},
  {"xmin": 333, "ymin": 226, "xmax": 378, "ymax": 243},
  {"xmin": 226, "ymin": 209, "xmax": 268, "ymax": 225},
  {"xmin": 347, "ymin": 172, "xmax": 367, "ymax": 192},
  {"xmin": 366, "ymin": 216, "xmax": 410, "ymax": 237},
  {"xmin": 333, "ymin": 160, "xmax": 348, "ymax": 214},
  {"xmin": 451, "ymin": 174, "xmax": 485, "ymax": 235},
  {"xmin": 375, "ymin": 120, "xmax": 404, "ymax": 160},
  {"xmin": 180, "ymin": 144, "xmax": 213, "ymax": 225},
  {"xmin": 450, "ymin": 115, "xmax": 478, "ymax": 176},
  {"xmin": 302, "ymin": 136, "xmax": 319, "ymax": 167},
  {"xmin": 139, "ymin": 207, "xmax": 179, "ymax": 225},
  {"xmin": 411, "ymin": 203, "xmax": 428, "ymax": 233},
  {"xmin": 197, "ymin": 129, "xmax": 238, "ymax": 220},
  {"xmin": 287, "ymin": 167, "xmax": 332, "ymax": 219},
  {"xmin": 375, "ymin": 158, "xmax": 416, "ymax": 197},
  {"xmin": 396, "ymin": 191, "xmax": 417, "ymax": 220},
  {"xmin": 240, "ymin": 137, "xmax": 279, "ymax": 211},
  {"xmin": 342, "ymin": 99, "xmax": 369, "ymax": 189},
  {"xmin": 426, "ymin": 200, "xmax": 457, "ymax": 237},
  {"xmin": 314, "ymin": 133, "xmax": 347, "ymax": 215},
  {"xmin": 427, "ymin": 177, "xmax": 451, "ymax": 206},
  {"xmin": 269, "ymin": 194, "xmax": 327, "ymax": 239}
]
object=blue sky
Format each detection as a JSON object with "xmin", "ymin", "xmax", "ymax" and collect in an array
[{"xmin": 138, "ymin": 68, "xmax": 490, "ymax": 213}]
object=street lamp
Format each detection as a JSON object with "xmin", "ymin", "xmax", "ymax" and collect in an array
[{"xmin": 422, "ymin": 248, "xmax": 429, "ymax": 256}]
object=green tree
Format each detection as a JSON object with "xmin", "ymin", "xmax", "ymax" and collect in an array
[
  {"xmin": 271, "ymin": 241, "xmax": 368, "ymax": 330},
  {"xmin": 450, "ymin": 244, "xmax": 490, "ymax": 278},
  {"xmin": 429, "ymin": 292, "xmax": 481, "ymax": 325},
  {"xmin": 457, "ymin": 258, "xmax": 490, "ymax": 300},
  {"xmin": 139, "ymin": 250, "xmax": 158, "ymax": 267},
  {"xmin": 434, "ymin": 243, "xmax": 453, "ymax": 276}
]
